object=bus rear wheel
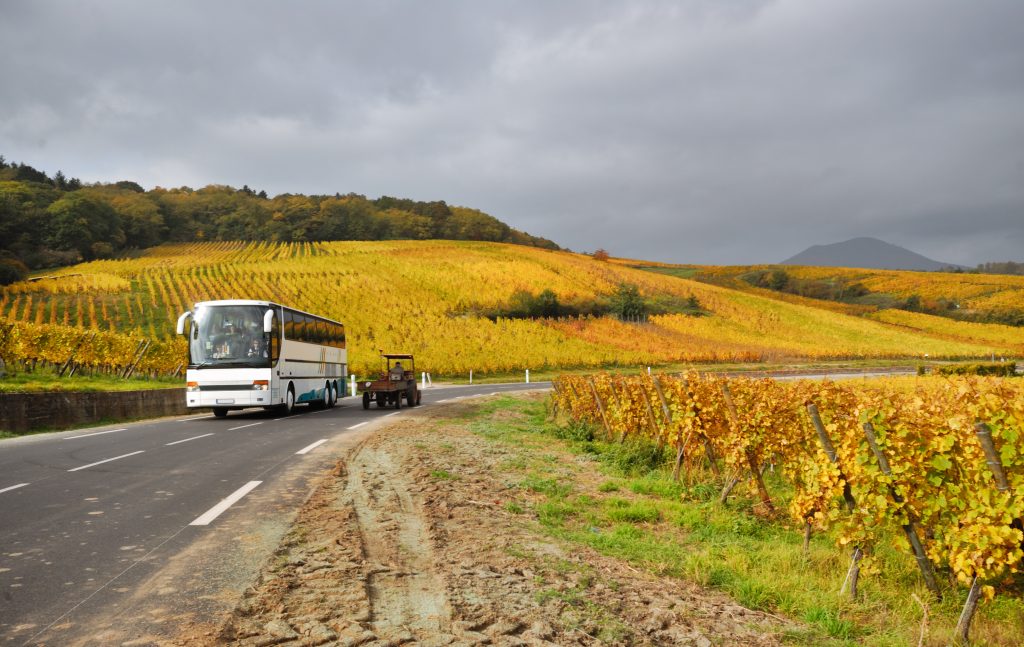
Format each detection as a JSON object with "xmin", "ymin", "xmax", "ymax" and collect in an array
[
  {"xmin": 282, "ymin": 385, "xmax": 295, "ymax": 415},
  {"xmin": 213, "ymin": 407, "xmax": 228, "ymax": 418}
]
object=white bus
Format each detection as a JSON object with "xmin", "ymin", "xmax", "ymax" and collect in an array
[{"xmin": 176, "ymin": 300, "xmax": 346, "ymax": 417}]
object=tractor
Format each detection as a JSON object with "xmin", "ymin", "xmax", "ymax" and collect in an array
[{"xmin": 361, "ymin": 353, "xmax": 421, "ymax": 409}]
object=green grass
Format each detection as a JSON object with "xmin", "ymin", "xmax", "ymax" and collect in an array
[
  {"xmin": 447, "ymin": 394, "xmax": 1024, "ymax": 647},
  {"xmin": 0, "ymin": 370, "xmax": 180, "ymax": 393}
]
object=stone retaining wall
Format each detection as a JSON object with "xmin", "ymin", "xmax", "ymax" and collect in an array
[{"xmin": 0, "ymin": 388, "xmax": 188, "ymax": 433}]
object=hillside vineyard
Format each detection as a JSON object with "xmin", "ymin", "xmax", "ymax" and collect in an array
[{"xmin": 1, "ymin": 241, "xmax": 1023, "ymax": 377}]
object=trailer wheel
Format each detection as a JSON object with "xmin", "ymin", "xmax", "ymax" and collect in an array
[
  {"xmin": 406, "ymin": 384, "xmax": 417, "ymax": 407},
  {"xmin": 395, "ymin": 391, "xmax": 402, "ymax": 409},
  {"xmin": 362, "ymin": 391, "xmax": 370, "ymax": 410}
]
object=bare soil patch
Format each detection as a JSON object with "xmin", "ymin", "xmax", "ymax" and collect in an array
[{"xmin": 189, "ymin": 395, "xmax": 787, "ymax": 646}]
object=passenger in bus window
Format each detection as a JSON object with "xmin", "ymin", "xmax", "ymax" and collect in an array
[{"xmin": 248, "ymin": 338, "xmax": 267, "ymax": 358}]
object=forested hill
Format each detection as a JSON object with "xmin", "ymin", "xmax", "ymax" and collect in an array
[{"xmin": 0, "ymin": 156, "xmax": 558, "ymax": 282}]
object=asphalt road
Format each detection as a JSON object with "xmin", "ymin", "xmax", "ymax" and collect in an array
[{"xmin": 0, "ymin": 382, "xmax": 551, "ymax": 646}]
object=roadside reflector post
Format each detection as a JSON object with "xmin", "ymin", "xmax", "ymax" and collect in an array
[
  {"xmin": 526, "ymin": 369, "xmax": 530, "ymax": 383},
  {"xmin": 470, "ymin": 369, "xmax": 473, "ymax": 385},
  {"xmin": 422, "ymin": 372, "xmax": 427, "ymax": 389},
  {"xmin": 350, "ymin": 374, "xmax": 356, "ymax": 397}
]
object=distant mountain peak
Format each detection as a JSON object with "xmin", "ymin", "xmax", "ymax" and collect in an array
[{"xmin": 781, "ymin": 237, "xmax": 958, "ymax": 271}]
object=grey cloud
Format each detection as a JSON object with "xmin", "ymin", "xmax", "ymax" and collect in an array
[{"xmin": 1, "ymin": 0, "xmax": 1022, "ymax": 266}]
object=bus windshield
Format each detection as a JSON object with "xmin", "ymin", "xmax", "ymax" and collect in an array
[{"xmin": 188, "ymin": 305, "xmax": 272, "ymax": 368}]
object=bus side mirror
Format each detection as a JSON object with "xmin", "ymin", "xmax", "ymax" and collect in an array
[
  {"xmin": 263, "ymin": 309, "xmax": 275, "ymax": 334},
  {"xmin": 176, "ymin": 311, "xmax": 193, "ymax": 335}
]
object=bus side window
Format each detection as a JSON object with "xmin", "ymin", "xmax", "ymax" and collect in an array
[
  {"xmin": 283, "ymin": 310, "xmax": 295, "ymax": 340},
  {"xmin": 269, "ymin": 313, "xmax": 281, "ymax": 363}
]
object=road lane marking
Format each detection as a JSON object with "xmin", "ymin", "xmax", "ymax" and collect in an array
[
  {"xmin": 67, "ymin": 451, "xmax": 145, "ymax": 472},
  {"xmin": 165, "ymin": 433, "xmax": 215, "ymax": 446},
  {"xmin": 347, "ymin": 422, "xmax": 368, "ymax": 430},
  {"xmin": 296, "ymin": 439, "xmax": 328, "ymax": 455},
  {"xmin": 64, "ymin": 428, "xmax": 126, "ymax": 440},
  {"xmin": 190, "ymin": 481, "xmax": 262, "ymax": 526},
  {"xmin": 0, "ymin": 483, "xmax": 29, "ymax": 495},
  {"xmin": 176, "ymin": 415, "xmax": 212, "ymax": 422},
  {"xmin": 384, "ymin": 412, "xmax": 400, "ymax": 417},
  {"xmin": 228, "ymin": 422, "xmax": 263, "ymax": 431},
  {"xmin": 436, "ymin": 399, "xmax": 451, "ymax": 403}
]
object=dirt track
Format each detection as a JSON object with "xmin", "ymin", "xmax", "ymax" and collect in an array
[{"xmin": 184, "ymin": 396, "xmax": 786, "ymax": 646}]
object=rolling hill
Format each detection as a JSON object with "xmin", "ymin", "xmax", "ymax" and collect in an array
[{"xmin": 1, "ymin": 241, "xmax": 1021, "ymax": 377}]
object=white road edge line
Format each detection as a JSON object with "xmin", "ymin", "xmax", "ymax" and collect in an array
[
  {"xmin": 176, "ymin": 415, "xmax": 212, "ymax": 422},
  {"xmin": 189, "ymin": 481, "xmax": 262, "ymax": 526},
  {"xmin": 67, "ymin": 451, "xmax": 145, "ymax": 472},
  {"xmin": 384, "ymin": 412, "xmax": 400, "ymax": 417},
  {"xmin": 0, "ymin": 483, "xmax": 30, "ymax": 495},
  {"xmin": 296, "ymin": 439, "xmax": 328, "ymax": 455},
  {"xmin": 64, "ymin": 428, "xmax": 126, "ymax": 440},
  {"xmin": 436, "ymin": 399, "xmax": 451, "ymax": 403},
  {"xmin": 228, "ymin": 422, "xmax": 263, "ymax": 431},
  {"xmin": 347, "ymin": 421, "xmax": 368, "ymax": 430},
  {"xmin": 165, "ymin": 433, "xmax": 215, "ymax": 446}
]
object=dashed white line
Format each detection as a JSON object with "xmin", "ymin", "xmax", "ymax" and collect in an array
[
  {"xmin": 0, "ymin": 483, "xmax": 29, "ymax": 495},
  {"xmin": 228, "ymin": 422, "xmax": 263, "ymax": 431},
  {"xmin": 347, "ymin": 421, "xmax": 368, "ymax": 430},
  {"xmin": 189, "ymin": 481, "xmax": 262, "ymax": 526},
  {"xmin": 64, "ymin": 428, "xmax": 126, "ymax": 440},
  {"xmin": 165, "ymin": 433, "xmax": 215, "ymax": 446},
  {"xmin": 296, "ymin": 439, "xmax": 328, "ymax": 455},
  {"xmin": 67, "ymin": 451, "xmax": 145, "ymax": 472}
]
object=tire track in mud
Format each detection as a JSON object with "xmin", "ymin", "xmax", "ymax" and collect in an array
[{"xmin": 346, "ymin": 443, "xmax": 451, "ymax": 638}]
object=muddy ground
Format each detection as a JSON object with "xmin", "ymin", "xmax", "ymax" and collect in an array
[{"xmin": 178, "ymin": 394, "xmax": 787, "ymax": 646}]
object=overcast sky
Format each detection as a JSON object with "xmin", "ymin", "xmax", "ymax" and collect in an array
[{"xmin": 2, "ymin": 1, "xmax": 1022, "ymax": 265}]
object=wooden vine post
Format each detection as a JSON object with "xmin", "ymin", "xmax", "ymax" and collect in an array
[
  {"xmin": 639, "ymin": 379, "xmax": 666, "ymax": 452},
  {"xmin": 588, "ymin": 377, "xmax": 614, "ymax": 440},
  {"xmin": 861, "ymin": 422, "xmax": 941, "ymax": 598},
  {"xmin": 607, "ymin": 378, "xmax": 628, "ymax": 443},
  {"xmin": 806, "ymin": 403, "xmax": 862, "ymax": 598},
  {"xmin": 652, "ymin": 376, "xmax": 721, "ymax": 477},
  {"xmin": 721, "ymin": 383, "xmax": 774, "ymax": 514},
  {"xmin": 954, "ymin": 422, "xmax": 1014, "ymax": 645}
]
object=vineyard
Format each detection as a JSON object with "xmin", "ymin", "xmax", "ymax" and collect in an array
[
  {"xmin": 692, "ymin": 263, "xmax": 1024, "ymax": 319},
  {"xmin": 0, "ymin": 241, "xmax": 1023, "ymax": 377},
  {"xmin": 552, "ymin": 372, "xmax": 1024, "ymax": 640}
]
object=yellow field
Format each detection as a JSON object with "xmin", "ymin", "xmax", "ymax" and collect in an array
[{"xmin": 1, "ymin": 241, "xmax": 1022, "ymax": 376}]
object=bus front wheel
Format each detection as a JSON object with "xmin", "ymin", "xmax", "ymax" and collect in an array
[{"xmin": 213, "ymin": 407, "xmax": 228, "ymax": 418}]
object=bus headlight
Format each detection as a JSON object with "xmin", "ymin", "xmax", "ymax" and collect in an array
[
  {"xmin": 187, "ymin": 381, "xmax": 199, "ymax": 392},
  {"xmin": 252, "ymin": 380, "xmax": 269, "ymax": 390}
]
